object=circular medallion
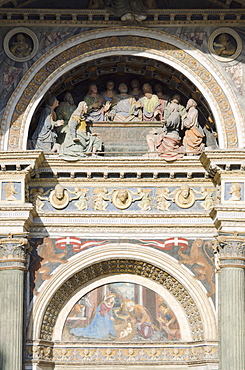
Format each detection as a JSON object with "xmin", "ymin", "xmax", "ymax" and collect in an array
[
  {"xmin": 4, "ymin": 27, "xmax": 39, "ymax": 62},
  {"xmin": 208, "ymin": 28, "xmax": 242, "ymax": 62},
  {"xmin": 112, "ymin": 189, "xmax": 133, "ymax": 210},
  {"xmin": 49, "ymin": 189, "xmax": 70, "ymax": 209},
  {"xmin": 174, "ymin": 188, "xmax": 196, "ymax": 209}
]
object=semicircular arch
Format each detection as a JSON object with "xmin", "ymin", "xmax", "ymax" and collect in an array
[
  {"xmin": 53, "ymin": 273, "xmax": 193, "ymax": 342},
  {"xmin": 1, "ymin": 28, "xmax": 243, "ymax": 151},
  {"xmin": 29, "ymin": 243, "xmax": 217, "ymax": 343}
]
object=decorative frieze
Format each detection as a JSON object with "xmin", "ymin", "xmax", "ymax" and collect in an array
[{"xmin": 26, "ymin": 341, "xmax": 218, "ymax": 365}]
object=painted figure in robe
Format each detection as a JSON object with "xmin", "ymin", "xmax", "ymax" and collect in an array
[{"xmin": 70, "ymin": 294, "xmax": 116, "ymax": 339}]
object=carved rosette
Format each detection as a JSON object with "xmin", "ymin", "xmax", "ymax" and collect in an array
[
  {"xmin": 214, "ymin": 234, "xmax": 245, "ymax": 269},
  {"xmin": 0, "ymin": 235, "xmax": 31, "ymax": 270}
]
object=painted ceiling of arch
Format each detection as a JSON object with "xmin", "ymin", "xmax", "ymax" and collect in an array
[{"xmin": 0, "ymin": 0, "xmax": 244, "ymax": 9}]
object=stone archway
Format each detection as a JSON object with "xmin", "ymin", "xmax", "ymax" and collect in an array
[
  {"xmin": 1, "ymin": 27, "xmax": 243, "ymax": 151},
  {"xmin": 26, "ymin": 244, "xmax": 218, "ymax": 368}
]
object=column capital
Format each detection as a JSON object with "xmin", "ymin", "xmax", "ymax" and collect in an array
[
  {"xmin": 0, "ymin": 233, "xmax": 31, "ymax": 270},
  {"xmin": 213, "ymin": 232, "xmax": 245, "ymax": 269}
]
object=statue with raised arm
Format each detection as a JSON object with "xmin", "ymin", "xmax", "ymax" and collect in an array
[{"xmin": 59, "ymin": 101, "xmax": 103, "ymax": 160}]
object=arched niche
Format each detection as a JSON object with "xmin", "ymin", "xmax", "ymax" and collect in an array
[
  {"xmin": 27, "ymin": 54, "xmax": 219, "ymax": 155},
  {"xmin": 28, "ymin": 243, "xmax": 217, "ymax": 342},
  {"xmin": 1, "ymin": 28, "xmax": 242, "ymax": 151}
]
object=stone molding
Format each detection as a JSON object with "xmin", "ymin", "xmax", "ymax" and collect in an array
[
  {"xmin": 0, "ymin": 7, "xmax": 244, "ymax": 27},
  {"xmin": 25, "ymin": 340, "xmax": 218, "ymax": 366}
]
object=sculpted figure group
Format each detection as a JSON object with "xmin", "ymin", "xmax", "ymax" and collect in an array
[{"xmin": 30, "ymin": 79, "xmax": 207, "ymax": 160}]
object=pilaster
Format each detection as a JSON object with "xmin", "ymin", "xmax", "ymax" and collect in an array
[
  {"xmin": 0, "ymin": 234, "xmax": 31, "ymax": 370},
  {"xmin": 214, "ymin": 233, "xmax": 245, "ymax": 370}
]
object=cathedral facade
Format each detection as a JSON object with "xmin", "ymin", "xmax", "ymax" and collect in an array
[{"xmin": 0, "ymin": 1, "xmax": 244, "ymax": 369}]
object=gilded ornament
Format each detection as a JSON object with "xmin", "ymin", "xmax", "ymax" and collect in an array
[
  {"xmin": 217, "ymin": 98, "xmax": 230, "ymax": 112},
  {"xmin": 34, "ymin": 71, "xmax": 48, "ymax": 85},
  {"xmin": 227, "ymin": 132, "xmax": 238, "ymax": 146},
  {"xmin": 224, "ymin": 115, "xmax": 235, "ymax": 128}
]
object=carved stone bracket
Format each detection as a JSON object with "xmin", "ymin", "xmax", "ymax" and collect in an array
[
  {"xmin": 0, "ymin": 233, "xmax": 31, "ymax": 270},
  {"xmin": 214, "ymin": 233, "xmax": 245, "ymax": 269}
]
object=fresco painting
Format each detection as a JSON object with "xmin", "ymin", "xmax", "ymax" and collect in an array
[
  {"xmin": 62, "ymin": 283, "xmax": 181, "ymax": 342},
  {"xmin": 29, "ymin": 237, "xmax": 215, "ymax": 301}
]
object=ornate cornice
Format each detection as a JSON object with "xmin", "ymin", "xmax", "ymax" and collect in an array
[
  {"xmin": 0, "ymin": 8, "xmax": 244, "ymax": 27},
  {"xmin": 0, "ymin": 233, "xmax": 31, "ymax": 270}
]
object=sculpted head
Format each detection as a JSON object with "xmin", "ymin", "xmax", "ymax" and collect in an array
[
  {"xmin": 54, "ymin": 184, "xmax": 65, "ymax": 200},
  {"xmin": 126, "ymin": 300, "xmax": 135, "ymax": 312},
  {"xmin": 117, "ymin": 189, "xmax": 129, "ymax": 203},
  {"xmin": 64, "ymin": 92, "xmax": 74, "ymax": 105},
  {"xmin": 77, "ymin": 101, "xmax": 88, "ymax": 115},
  {"xmin": 118, "ymin": 83, "xmax": 128, "ymax": 94},
  {"xmin": 106, "ymin": 80, "xmax": 115, "ymax": 90},
  {"xmin": 88, "ymin": 83, "xmax": 98, "ymax": 94},
  {"xmin": 172, "ymin": 94, "xmax": 181, "ymax": 104},
  {"xmin": 130, "ymin": 79, "xmax": 140, "ymax": 89},
  {"xmin": 186, "ymin": 98, "xmax": 197, "ymax": 110},
  {"xmin": 16, "ymin": 33, "xmax": 25, "ymax": 43},
  {"xmin": 154, "ymin": 83, "xmax": 163, "ymax": 94},
  {"xmin": 46, "ymin": 95, "xmax": 59, "ymax": 109},
  {"xmin": 180, "ymin": 184, "xmax": 190, "ymax": 199},
  {"xmin": 142, "ymin": 83, "xmax": 152, "ymax": 94}
]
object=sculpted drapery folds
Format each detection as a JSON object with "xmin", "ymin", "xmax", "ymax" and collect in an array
[
  {"xmin": 56, "ymin": 92, "xmax": 76, "ymax": 144},
  {"xmin": 59, "ymin": 101, "xmax": 103, "ymax": 159},
  {"xmin": 109, "ymin": 83, "xmax": 141, "ymax": 122},
  {"xmin": 145, "ymin": 94, "xmax": 185, "ymax": 159},
  {"xmin": 30, "ymin": 96, "xmax": 64, "ymax": 152},
  {"xmin": 183, "ymin": 98, "xmax": 205, "ymax": 155}
]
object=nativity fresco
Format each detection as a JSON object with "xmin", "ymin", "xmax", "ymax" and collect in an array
[{"xmin": 62, "ymin": 283, "xmax": 181, "ymax": 342}]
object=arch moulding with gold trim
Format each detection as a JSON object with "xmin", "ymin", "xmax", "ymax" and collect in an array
[
  {"xmin": 28, "ymin": 243, "xmax": 217, "ymax": 343},
  {"xmin": 1, "ymin": 28, "xmax": 243, "ymax": 151}
]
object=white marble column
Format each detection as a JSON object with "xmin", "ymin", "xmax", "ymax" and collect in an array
[
  {"xmin": 215, "ymin": 234, "xmax": 245, "ymax": 370},
  {"xmin": 0, "ymin": 235, "xmax": 30, "ymax": 370}
]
